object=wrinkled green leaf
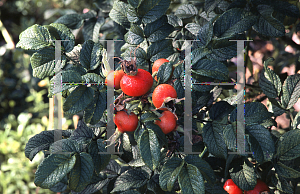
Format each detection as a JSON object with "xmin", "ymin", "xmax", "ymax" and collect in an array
[
  {"xmin": 63, "ymin": 85, "xmax": 95, "ymax": 115},
  {"xmin": 16, "ymin": 24, "xmax": 53, "ymax": 50},
  {"xmin": 54, "ymin": 14, "xmax": 83, "ymax": 29},
  {"xmin": 34, "ymin": 153, "xmax": 76, "ymax": 188},
  {"xmin": 69, "ymin": 153, "xmax": 94, "ymax": 192},
  {"xmin": 253, "ymin": 5, "xmax": 285, "ymax": 37},
  {"xmin": 138, "ymin": 129, "xmax": 161, "ymax": 170},
  {"xmin": 25, "ymin": 130, "xmax": 71, "ymax": 161},
  {"xmin": 281, "ymin": 74, "xmax": 300, "ymax": 109},
  {"xmin": 159, "ymin": 157, "xmax": 184, "ymax": 191},
  {"xmin": 111, "ymin": 169, "xmax": 148, "ymax": 192},
  {"xmin": 259, "ymin": 58, "xmax": 282, "ymax": 98},
  {"xmin": 276, "ymin": 129, "xmax": 300, "ymax": 161},
  {"xmin": 30, "ymin": 47, "xmax": 66, "ymax": 79},
  {"xmin": 178, "ymin": 163, "xmax": 205, "ymax": 194},
  {"xmin": 175, "ymin": 4, "xmax": 198, "ymax": 19}
]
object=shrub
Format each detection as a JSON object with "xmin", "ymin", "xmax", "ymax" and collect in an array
[{"xmin": 16, "ymin": 0, "xmax": 300, "ymax": 193}]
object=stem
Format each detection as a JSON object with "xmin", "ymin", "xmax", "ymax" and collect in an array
[
  {"xmin": 0, "ymin": 19, "xmax": 14, "ymax": 49},
  {"xmin": 199, "ymin": 146, "xmax": 207, "ymax": 158}
]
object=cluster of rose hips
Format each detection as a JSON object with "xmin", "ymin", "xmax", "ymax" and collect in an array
[
  {"xmin": 223, "ymin": 179, "xmax": 270, "ymax": 194},
  {"xmin": 105, "ymin": 58, "xmax": 178, "ymax": 135}
]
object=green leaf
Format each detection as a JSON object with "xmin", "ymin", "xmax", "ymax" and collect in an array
[
  {"xmin": 271, "ymin": 173, "xmax": 294, "ymax": 194},
  {"xmin": 48, "ymin": 23, "xmax": 75, "ymax": 52},
  {"xmin": 34, "ymin": 153, "xmax": 76, "ymax": 188},
  {"xmin": 184, "ymin": 155, "xmax": 216, "ymax": 186},
  {"xmin": 214, "ymin": 8, "xmax": 258, "ymax": 38},
  {"xmin": 253, "ymin": 5, "xmax": 285, "ymax": 37},
  {"xmin": 259, "ymin": 58, "xmax": 282, "ymax": 98},
  {"xmin": 229, "ymin": 158, "xmax": 257, "ymax": 191},
  {"xmin": 178, "ymin": 163, "xmax": 205, "ymax": 194},
  {"xmin": 70, "ymin": 120, "xmax": 94, "ymax": 142},
  {"xmin": 121, "ymin": 46, "xmax": 148, "ymax": 66},
  {"xmin": 144, "ymin": 15, "xmax": 174, "ymax": 42},
  {"xmin": 145, "ymin": 122, "xmax": 168, "ymax": 147},
  {"xmin": 173, "ymin": 62, "xmax": 184, "ymax": 78},
  {"xmin": 30, "ymin": 47, "xmax": 66, "ymax": 79},
  {"xmin": 223, "ymin": 124, "xmax": 237, "ymax": 151},
  {"xmin": 204, "ymin": 0, "xmax": 222, "ymax": 13},
  {"xmin": 69, "ymin": 153, "xmax": 94, "ymax": 192},
  {"xmin": 80, "ymin": 40, "xmax": 103, "ymax": 70},
  {"xmin": 147, "ymin": 39, "xmax": 174, "ymax": 62},
  {"xmin": 185, "ymin": 23, "xmax": 201, "ymax": 36},
  {"xmin": 157, "ymin": 61, "xmax": 173, "ymax": 83},
  {"xmin": 140, "ymin": 112, "xmax": 159, "ymax": 123},
  {"xmin": 192, "ymin": 59, "xmax": 229, "ymax": 81},
  {"xmin": 192, "ymin": 83, "xmax": 214, "ymax": 92},
  {"xmin": 159, "ymin": 157, "xmax": 184, "ymax": 191},
  {"xmin": 124, "ymin": 24, "xmax": 144, "ymax": 45},
  {"xmin": 246, "ymin": 125, "xmax": 275, "ymax": 163},
  {"xmin": 174, "ymin": 79, "xmax": 185, "ymax": 99},
  {"xmin": 275, "ymin": 161, "xmax": 300, "ymax": 178},
  {"xmin": 54, "ymin": 14, "xmax": 84, "ymax": 29},
  {"xmin": 209, "ymin": 101, "xmax": 234, "ymax": 121},
  {"xmin": 276, "ymin": 129, "xmax": 300, "ymax": 161},
  {"xmin": 230, "ymin": 102, "xmax": 274, "ymax": 125},
  {"xmin": 127, "ymin": 5, "xmax": 141, "ymax": 24},
  {"xmin": 81, "ymin": 73, "xmax": 104, "ymax": 84},
  {"xmin": 111, "ymin": 169, "xmax": 148, "ymax": 192},
  {"xmin": 138, "ymin": 129, "xmax": 161, "ymax": 170},
  {"xmin": 109, "ymin": 0, "xmax": 131, "ymax": 29},
  {"xmin": 81, "ymin": 17, "xmax": 105, "ymax": 43},
  {"xmin": 49, "ymin": 69, "xmax": 82, "ymax": 97},
  {"xmin": 82, "ymin": 18, "xmax": 96, "ymax": 41},
  {"xmin": 194, "ymin": 20, "xmax": 214, "ymax": 48},
  {"xmin": 191, "ymin": 47, "xmax": 212, "ymax": 64},
  {"xmin": 49, "ymin": 178, "xmax": 67, "ymax": 193},
  {"xmin": 167, "ymin": 14, "xmax": 183, "ymax": 27},
  {"xmin": 199, "ymin": 10, "xmax": 217, "ymax": 22},
  {"xmin": 207, "ymin": 35, "xmax": 242, "ymax": 61},
  {"xmin": 87, "ymin": 140, "xmax": 111, "ymax": 174},
  {"xmin": 292, "ymin": 111, "xmax": 300, "ymax": 130},
  {"xmin": 281, "ymin": 74, "xmax": 300, "ymax": 109},
  {"xmin": 147, "ymin": 174, "xmax": 165, "ymax": 194},
  {"xmin": 104, "ymin": 159, "xmax": 122, "ymax": 175},
  {"xmin": 25, "ymin": 130, "xmax": 71, "ymax": 161},
  {"xmin": 83, "ymin": 91, "xmax": 106, "ymax": 125},
  {"xmin": 138, "ymin": 0, "xmax": 171, "ymax": 24},
  {"xmin": 64, "ymin": 65, "xmax": 88, "ymax": 76},
  {"xmin": 81, "ymin": 10, "xmax": 97, "ymax": 19},
  {"xmin": 202, "ymin": 122, "xmax": 228, "ymax": 159},
  {"xmin": 72, "ymin": 178, "xmax": 109, "ymax": 194},
  {"xmin": 16, "ymin": 24, "xmax": 53, "ymax": 50},
  {"xmin": 49, "ymin": 138, "xmax": 83, "ymax": 153},
  {"xmin": 63, "ymin": 85, "xmax": 95, "ymax": 115},
  {"xmin": 128, "ymin": 0, "xmax": 143, "ymax": 8},
  {"xmin": 175, "ymin": 4, "xmax": 198, "ymax": 19}
]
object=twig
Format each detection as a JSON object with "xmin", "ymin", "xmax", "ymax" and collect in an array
[{"xmin": 0, "ymin": 19, "xmax": 15, "ymax": 49}]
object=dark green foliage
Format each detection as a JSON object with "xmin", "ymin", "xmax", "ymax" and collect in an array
[{"xmin": 15, "ymin": 0, "xmax": 300, "ymax": 193}]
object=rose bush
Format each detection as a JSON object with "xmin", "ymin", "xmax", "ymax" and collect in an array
[{"xmin": 16, "ymin": 0, "xmax": 300, "ymax": 193}]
